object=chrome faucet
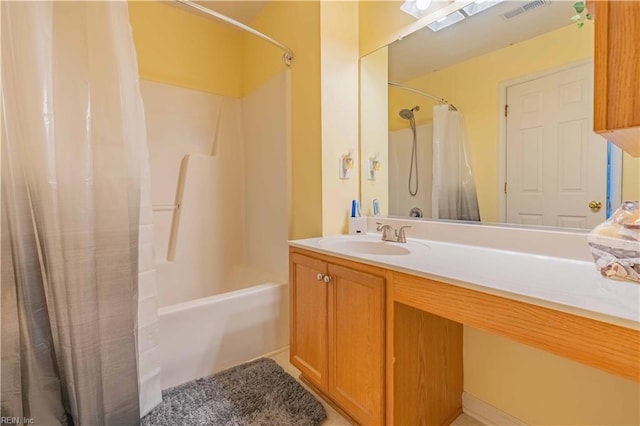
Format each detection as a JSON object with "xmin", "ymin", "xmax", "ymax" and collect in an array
[{"xmin": 376, "ymin": 223, "xmax": 412, "ymax": 243}]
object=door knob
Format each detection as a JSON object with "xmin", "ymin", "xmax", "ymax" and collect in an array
[
  {"xmin": 588, "ymin": 200, "xmax": 602, "ymax": 212},
  {"xmin": 316, "ymin": 273, "xmax": 324, "ymax": 281},
  {"xmin": 323, "ymin": 275, "xmax": 332, "ymax": 284}
]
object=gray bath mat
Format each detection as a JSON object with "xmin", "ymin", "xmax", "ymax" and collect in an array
[{"xmin": 141, "ymin": 358, "xmax": 327, "ymax": 426}]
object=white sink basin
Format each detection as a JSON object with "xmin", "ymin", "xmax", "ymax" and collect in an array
[{"xmin": 318, "ymin": 236, "xmax": 427, "ymax": 256}]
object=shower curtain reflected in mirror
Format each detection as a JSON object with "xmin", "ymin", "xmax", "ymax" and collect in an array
[
  {"xmin": 432, "ymin": 105, "xmax": 481, "ymax": 221},
  {"xmin": 1, "ymin": 1, "xmax": 161, "ymax": 424}
]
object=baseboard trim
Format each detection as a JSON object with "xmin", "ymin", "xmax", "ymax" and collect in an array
[
  {"xmin": 462, "ymin": 392, "xmax": 527, "ymax": 426},
  {"xmin": 255, "ymin": 345, "xmax": 290, "ymax": 360}
]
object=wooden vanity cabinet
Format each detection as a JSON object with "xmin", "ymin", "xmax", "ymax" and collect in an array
[
  {"xmin": 593, "ymin": 0, "xmax": 640, "ymax": 156},
  {"xmin": 289, "ymin": 248, "xmax": 385, "ymax": 425},
  {"xmin": 289, "ymin": 252, "xmax": 328, "ymax": 391}
]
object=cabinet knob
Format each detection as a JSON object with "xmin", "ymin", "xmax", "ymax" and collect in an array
[
  {"xmin": 316, "ymin": 273, "xmax": 324, "ymax": 281},
  {"xmin": 323, "ymin": 275, "xmax": 332, "ymax": 284}
]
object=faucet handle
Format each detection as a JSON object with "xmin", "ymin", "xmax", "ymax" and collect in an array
[
  {"xmin": 397, "ymin": 226, "xmax": 412, "ymax": 243},
  {"xmin": 376, "ymin": 222, "xmax": 397, "ymax": 242}
]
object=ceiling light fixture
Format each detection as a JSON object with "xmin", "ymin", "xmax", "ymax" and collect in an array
[
  {"xmin": 416, "ymin": 0, "xmax": 432, "ymax": 11},
  {"xmin": 400, "ymin": 0, "xmax": 501, "ymax": 28},
  {"xmin": 400, "ymin": 0, "xmax": 432, "ymax": 19}
]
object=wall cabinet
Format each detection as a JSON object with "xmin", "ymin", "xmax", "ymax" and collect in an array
[
  {"xmin": 289, "ymin": 249, "xmax": 385, "ymax": 425},
  {"xmin": 593, "ymin": 0, "xmax": 640, "ymax": 156}
]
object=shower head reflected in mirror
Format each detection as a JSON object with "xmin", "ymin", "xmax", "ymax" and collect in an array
[
  {"xmin": 398, "ymin": 106, "xmax": 420, "ymax": 196},
  {"xmin": 399, "ymin": 105, "xmax": 420, "ymax": 120}
]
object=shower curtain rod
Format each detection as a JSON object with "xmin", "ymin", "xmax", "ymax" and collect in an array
[
  {"xmin": 388, "ymin": 82, "xmax": 457, "ymax": 111},
  {"xmin": 174, "ymin": 0, "xmax": 294, "ymax": 66}
]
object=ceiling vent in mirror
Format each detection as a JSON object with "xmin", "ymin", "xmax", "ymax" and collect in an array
[{"xmin": 500, "ymin": 0, "xmax": 551, "ymax": 20}]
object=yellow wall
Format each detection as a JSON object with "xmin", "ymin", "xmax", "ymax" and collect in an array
[
  {"xmin": 622, "ymin": 153, "xmax": 640, "ymax": 201},
  {"xmin": 128, "ymin": 1, "xmax": 242, "ymax": 98},
  {"xmin": 466, "ymin": 328, "xmax": 640, "ymax": 425},
  {"xmin": 389, "ymin": 23, "xmax": 595, "ymax": 223},
  {"xmin": 360, "ymin": 46, "xmax": 389, "ymax": 217},
  {"xmin": 360, "ymin": 11, "xmax": 639, "ymax": 426},
  {"xmin": 321, "ymin": 1, "xmax": 360, "ymax": 235},
  {"xmin": 359, "ymin": 0, "xmax": 414, "ymax": 57},
  {"xmin": 244, "ymin": 0, "xmax": 361, "ymax": 237},
  {"xmin": 243, "ymin": 1, "xmax": 323, "ymax": 239}
]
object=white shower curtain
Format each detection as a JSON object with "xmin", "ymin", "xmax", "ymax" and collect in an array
[
  {"xmin": 1, "ymin": 1, "xmax": 161, "ymax": 423},
  {"xmin": 431, "ymin": 105, "xmax": 481, "ymax": 221}
]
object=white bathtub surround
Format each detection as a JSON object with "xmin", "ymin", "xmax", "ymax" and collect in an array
[
  {"xmin": 140, "ymin": 72, "xmax": 291, "ymax": 390},
  {"xmin": 158, "ymin": 283, "xmax": 289, "ymax": 389},
  {"xmin": 140, "ymin": 71, "xmax": 290, "ymax": 308},
  {"xmin": 141, "ymin": 82, "xmax": 245, "ymax": 306}
]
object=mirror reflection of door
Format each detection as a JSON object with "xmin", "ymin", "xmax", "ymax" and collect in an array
[{"xmin": 504, "ymin": 62, "xmax": 621, "ymax": 229}]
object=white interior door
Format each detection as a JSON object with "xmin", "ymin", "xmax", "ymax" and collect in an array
[{"xmin": 505, "ymin": 62, "xmax": 616, "ymax": 229}]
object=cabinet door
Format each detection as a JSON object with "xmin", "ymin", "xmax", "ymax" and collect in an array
[
  {"xmin": 290, "ymin": 253, "xmax": 328, "ymax": 391},
  {"xmin": 327, "ymin": 263, "xmax": 384, "ymax": 425}
]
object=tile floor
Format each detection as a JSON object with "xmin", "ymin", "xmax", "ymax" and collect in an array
[{"xmin": 270, "ymin": 349, "xmax": 483, "ymax": 426}]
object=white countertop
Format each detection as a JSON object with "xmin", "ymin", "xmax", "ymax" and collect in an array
[{"xmin": 289, "ymin": 234, "xmax": 640, "ymax": 330}]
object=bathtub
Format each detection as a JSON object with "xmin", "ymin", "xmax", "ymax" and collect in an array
[{"xmin": 157, "ymin": 282, "xmax": 289, "ymax": 389}]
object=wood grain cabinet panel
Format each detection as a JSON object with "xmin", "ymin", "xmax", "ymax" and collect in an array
[
  {"xmin": 593, "ymin": 0, "xmax": 640, "ymax": 156},
  {"xmin": 392, "ymin": 271, "xmax": 640, "ymax": 382},
  {"xmin": 328, "ymin": 263, "xmax": 384, "ymax": 425},
  {"xmin": 289, "ymin": 248, "xmax": 386, "ymax": 425},
  {"xmin": 290, "ymin": 253, "xmax": 328, "ymax": 391},
  {"xmin": 393, "ymin": 303, "xmax": 463, "ymax": 426}
]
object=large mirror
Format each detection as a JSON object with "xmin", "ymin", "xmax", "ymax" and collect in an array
[{"xmin": 360, "ymin": 0, "xmax": 640, "ymax": 230}]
